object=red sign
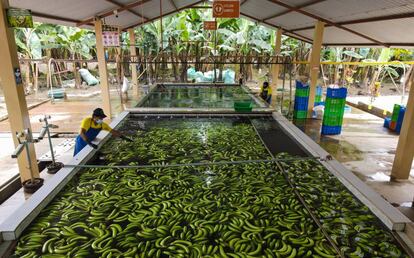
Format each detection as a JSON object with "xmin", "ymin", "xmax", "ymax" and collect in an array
[
  {"xmin": 204, "ymin": 21, "xmax": 217, "ymax": 30},
  {"xmin": 213, "ymin": 0, "xmax": 240, "ymax": 18}
]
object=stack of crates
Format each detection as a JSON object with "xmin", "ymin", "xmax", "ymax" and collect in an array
[
  {"xmin": 293, "ymin": 80, "xmax": 310, "ymax": 119},
  {"xmin": 314, "ymin": 86, "xmax": 324, "ymax": 106},
  {"xmin": 321, "ymin": 87, "xmax": 347, "ymax": 135},
  {"xmin": 384, "ymin": 104, "xmax": 405, "ymax": 134}
]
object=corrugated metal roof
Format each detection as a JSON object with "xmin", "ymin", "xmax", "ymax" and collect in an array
[{"xmin": 8, "ymin": 0, "xmax": 414, "ymax": 47}]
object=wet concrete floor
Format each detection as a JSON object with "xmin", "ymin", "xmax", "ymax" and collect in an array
[{"xmin": 294, "ymin": 108, "xmax": 414, "ymax": 208}]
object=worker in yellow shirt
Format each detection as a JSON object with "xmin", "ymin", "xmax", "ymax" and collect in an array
[
  {"xmin": 73, "ymin": 108, "xmax": 129, "ymax": 156},
  {"xmin": 260, "ymin": 81, "xmax": 272, "ymax": 104}
]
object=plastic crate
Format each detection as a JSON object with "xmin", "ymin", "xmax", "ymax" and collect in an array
[
  {"xmin": 294, "ymin": 96, "xmax": 309, "ymax": 111},
  {"xmin": 314, "ymin": 101, "xmax": 325, "ymax": 107},
  {"xmin": 322, "ymin": 116, "xmax": 344, "ymax": 127},
  {"xmin": 391, "ymin": 104, "xmax": 401, "ymax": 122},
  {"xmin": 383, "ymin": 117, "xmax": 391, "ymax": 129},
  {"xmin": 315, "ymin": 95, "xmax": 322, "ymax": 103},
  {"xmin": 326, "ymin": 87, "xmax": 347, "ymax": 99},
  {"xmin": 321, "ymin": 125, "xmax": 342, "ymax": 135},
  {"xmin": 295, "ymin": 88, "xmax": 310, "ymax": 97},
  {"xmin": 397, "ymin": 107, "xmax": 406, "ymax": 124},
  {"xmin": 48, "ymin": 89, "xmax": 66, "ymax": 99},
  {"xmin": 294, "ymin": 110, "xmax": 308, "ymax": 119},
  {"xmin": 296, "ymin": 80, "xmax": 309, "ymax": 89},
  {"xmin": 396, "ymin": 123, "xmax": 402, "ymax": 134},
  {"xmin": 234, "ymin": 101, "xmax": 253, "ymax": 112},
  {"xmin": 325, "ymin": 98, "xmax": 346, "ymax": 107},
  {"xmin": 390, "ymin": 121, "xmax": 397, "ymax": 130},
  {"xmin": 316, "ymin": 86, "xmax": 323, "ymax": 96}
]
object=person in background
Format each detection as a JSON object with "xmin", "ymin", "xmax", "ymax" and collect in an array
[
  {"xmin": 238, "ymin": 73, "xmax": 243, "ymax": 85},
  {"xmin": 74, "ymin": 108, "xmax": 124, "ymax": 156},
  {"xmin": 260, "ymin": 81, "xmax": 272, "ymax": 104}
]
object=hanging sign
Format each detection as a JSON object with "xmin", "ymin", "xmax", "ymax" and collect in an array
[
  {"xmin": 213, "ymin": 0, "xmax": 240, "ymax": 18},
  {"xmin": 102, "ymin": 25, "xmax": 120, "ymax": 47},
  {"xmin": 7, "ymin": 8, "xmax": 33, "ymax": 28},
  {"xmin": 204, "ymin": 21, "xmax": 217, "ymax": 30}
]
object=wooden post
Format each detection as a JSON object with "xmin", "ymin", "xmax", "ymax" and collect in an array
[
  {"xmin": 271, "ymin": 29, "xmax": 282, "ymax": 106},
  {"xmin": 0, "ymin": 0, "xmax": 39, "ymax": 182},
  {"xmin": 94, "ymin": 18, "xmax": 112, "ymax": 118},
  {"xmin": 128, "ymin": 28, "xmax": 138, "ymax": 95},
  {"xmin": 307, "ymin": 21, "xmax": 325, "ymax": 116},
  {"xmin": 391, "ymin": 79, "xmax": 414, "ymax": 180}
]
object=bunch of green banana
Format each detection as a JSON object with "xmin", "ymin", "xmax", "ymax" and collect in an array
[
  {"xmin": 13, "ymin": 120, "xmax": 408, "ymax": 257},
  {"xmin": 277, "ymin": 153, "xmax": 407, "ymax": 258}
]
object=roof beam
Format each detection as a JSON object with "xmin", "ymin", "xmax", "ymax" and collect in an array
[
  {"xmin": 263, "ymin": 0, "xmax": 326, "ymax": 21},
  {"xmin": 240, "ymin": 11, "xmax": 313, "ymax": 44},
  {"xmin": 292, "ymin": 12, "xmax": 414, "ymax": 32},
  {"xmin": 169, "ymin": 0, "xmax": 178, "ymax": 10},
  {"xmin": 241, "ymin": 0, "xmax": 250, "ymax": 6},
  {"xmin": 105, "ymin": 0, "xmax": 149, "ymax": 21},
  {"xmin": 266, "ymin": 0, "xmax": 388, "ymax": 47},
  {"xmin": 77, "ymin": 0, "xmax": 152, "ymax": 26},
  {"xmin": 324, "ymin": 43, "xmax": 414, "ymax": 47},
  {"xmin": 123, "ymin": 0, "xmax": 206, "ymax": 30},
  {"xmin": 31, "ymin": 11, "xmax": 90, "ymax": 25}
]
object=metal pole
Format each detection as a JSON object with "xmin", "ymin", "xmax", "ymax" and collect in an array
[
  {"xmin": 214, "ymin": 19, "xmax": 217, "ymax": 83},
  {"xmin": 288, "ymin": 63, "xmax": 293, "ymax": 116},
  {"xmin": 280, "ymin": 62, "xmax": 286, "ymax": 113},
  {"xmin": 160, "ymin": 0, "xmax": 163, "ymax": 50},
  {"xmin": 44, "ymin": 119, "xmax": 56, "ymax": 164},
  {"xmin": 20, "ymin": 130, "xmax": 35, "ymax": 183}
]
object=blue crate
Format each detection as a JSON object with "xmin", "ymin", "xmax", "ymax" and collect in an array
[
  {"xmin": 397, "ymin": 107, "xmax": 406, "ymax": 124},
  {"xmin": 294, "ymin": 96, "xmax": 309, "ymax": 111},
  {"xmin": 296, "ymin": 80, "xmax": 309, "ymax": 89},
  {"xmin": 383, "ymin": 117, "xmax": 391, "ymax": 129},
  {"xmin": 395, "ymin": 123, "xmax": 402, "ymax": 134},
  {"xmin": 327, "ymin": 87, "xmax": 347, "ymax": 99},
  {"xmin": 314, "ymin": 101, "xmax": 325, "ymax": 107},
  {"xmin": 316, "ymin": 86, "xmax": 323, "ymax": 96},
  {"xmin": 321, "ymin": 125, "xmax": 342, "ymax": 135}
]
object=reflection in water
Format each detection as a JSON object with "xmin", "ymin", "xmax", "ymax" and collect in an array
[
  {"xmin": 292, "ymin": 118, "xmax": 363, "ymax": 163},
  {"xmin": 139, "ymin": 86, "xmax": 260, "ymax": 108}
]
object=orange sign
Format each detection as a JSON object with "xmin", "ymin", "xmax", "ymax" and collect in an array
[
  {"xmin": 213, "ymin": 0, "xmax": 240, "ymax": 18},
  {"xmin": 204, "ymin": 21, "xmax": 217, "ymax": 30}
]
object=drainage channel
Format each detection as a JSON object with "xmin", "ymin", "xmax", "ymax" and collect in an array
[{"xmin": 249, "ymin": 118, "xmax": 345, "ymax": 258}]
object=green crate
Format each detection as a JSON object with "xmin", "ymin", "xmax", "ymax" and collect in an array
[
  {"xmin": 294, "ymin": 110, "xmax": 308, "ymax": 119},
  {"xmin": 315, "ymin": 95, "xmax": 322, "ymax": 103},
  {"xmin": 234, "ymin": 101, "xmax": 253, "ymax": 112},
  {"xmin": 325, "ymin": 98, "xmax": 346, "ymax": 106},
  {"xmin": 322, "ymin": 116, "xmax": 344, "ymax": 126},
  {"xmin": 391, "ymin": 104, "xmax": 401, "ymax": 122},
  {"xmin": 295, "ymin": 88, "xmax": 310, "ymax": 97}
]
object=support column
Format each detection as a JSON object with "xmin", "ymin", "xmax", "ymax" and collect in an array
[
  {"xmin": 94, "ymin": 18, "xmax": 112, "ymax": 118},
  {"xmin": 391, "ymin": 78, "xmax": 414, "ymax": 180},
  {"xmin": 271, "ymin": 29, "xmax": 282, "ymax": 107},
  {"xmin": 128, "ymin": 28, "xmax": 139, "ymax": 95},
  {"xmin": 0, "ymin": 0, "xmax": 39, "ymax": 182},
  {"xmin": 307, "ymin": 21, "xmax": 325, "ymax": 116}
]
